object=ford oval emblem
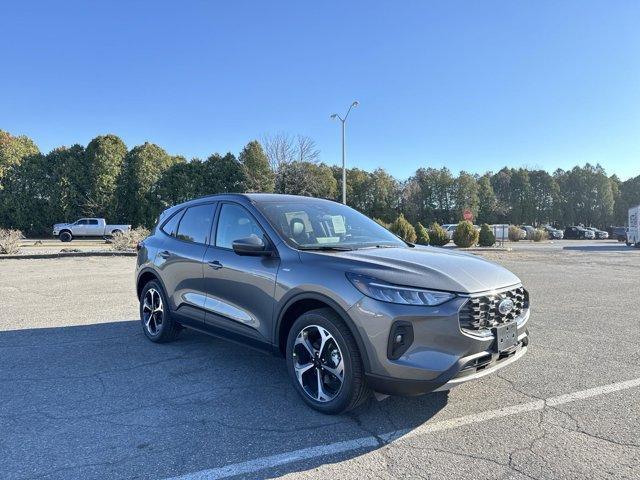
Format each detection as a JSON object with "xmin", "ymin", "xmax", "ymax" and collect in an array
[{"xmin": 498, "ymin": 298, "xmax": 515, "ymax": 315}]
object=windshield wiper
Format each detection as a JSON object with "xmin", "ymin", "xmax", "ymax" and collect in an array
[{"xmin": 297, "ymin": 245, "xmax": 355, "ymax": 251}]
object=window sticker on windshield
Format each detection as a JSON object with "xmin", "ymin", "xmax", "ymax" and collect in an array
[
  {"xmin": 316, "ymin": 237, "xmax": 341, "ymax": 244},
  {"xmin": 331, "ymin": 215, "xmax": 346, "ymax": 234}
]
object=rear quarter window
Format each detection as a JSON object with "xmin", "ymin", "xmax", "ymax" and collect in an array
[{"xmin": 161, "ymin": 210, "xmax": 184, "ymax": 237}]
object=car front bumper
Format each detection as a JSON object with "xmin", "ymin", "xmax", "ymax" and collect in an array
[{"xmin": 348, "ymin": 294, "xmax": 530, "ymax": 396}]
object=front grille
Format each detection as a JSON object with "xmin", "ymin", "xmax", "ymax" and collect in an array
[{"xmin": 459, "ymin": 287, "xmax": 528, "ymax": 332}]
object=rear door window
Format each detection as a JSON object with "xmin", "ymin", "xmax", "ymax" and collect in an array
[{"xmin": 175, "ymin": 204, "xmax": 215, "ymax": 244}]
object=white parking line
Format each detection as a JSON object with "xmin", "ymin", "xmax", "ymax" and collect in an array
[{"xmin": 165, "ymin": 377, "xmax": 640, "ymax": 480}]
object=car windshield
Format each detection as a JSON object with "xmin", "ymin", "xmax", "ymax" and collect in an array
[{"xmin": 255, "ymin": 199, "xmax": 406, "ymax": 250}]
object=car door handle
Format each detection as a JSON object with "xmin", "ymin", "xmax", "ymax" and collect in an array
[
  {"xmin": 208, "ymin": 260, "xmax": 223, "ymax": 270},
  {"xmin": 159, "ymin": 250, "xmax": 172, "ymax": 259}
]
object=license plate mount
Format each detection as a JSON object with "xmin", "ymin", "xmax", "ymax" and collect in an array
[{"xmin": 493, "ymin": 322, "xmax": 518, "ymax": 352}]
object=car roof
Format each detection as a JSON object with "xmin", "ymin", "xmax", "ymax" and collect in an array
[{"xmin": 159, "ymin": 193, "xmax": 340, "ymax": 219}]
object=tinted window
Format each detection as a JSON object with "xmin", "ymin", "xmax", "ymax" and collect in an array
[
  {"xmin": 77, "ymin": 219, "xmax": 88, "ymax": 225},
  {"xmin": 216, "ymin": 203, "xmax": 265, "ymax": 249},
  {"xmin": 89, "ymin": 219, "xmax": 99, "ymax": 225},
  {"xmin": 161, "ymin": 210, "xmax": 184, "ymax": 237},
  {"xmin": 176, "ymin": 204, "xmax": 215, "ymax": 244}
]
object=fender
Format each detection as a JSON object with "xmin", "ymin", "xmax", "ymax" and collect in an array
[
  {"xmin": 136, "ymin": 266, "xmax": 169, "ymax": 301},
  {"xmin": 274, "ymin": 291, "xmax": 371, "ymax": 372}
]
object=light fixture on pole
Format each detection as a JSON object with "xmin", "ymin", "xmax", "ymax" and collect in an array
[{"xmin": 330, "ymin": 100, "xmax": 359, "ymax": 204}]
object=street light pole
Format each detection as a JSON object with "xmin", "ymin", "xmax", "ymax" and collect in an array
[
  {"xmin": 331, "ymin": 101, "xmax": 358, "ymax": 204},
  {"xmin": 341, "ymin": 119, "xmax": 346, "ymax": 204}
]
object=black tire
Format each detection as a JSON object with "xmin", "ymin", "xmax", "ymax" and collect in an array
[
  {"xmin": 139, "ymin": 280, "xmax": 181, "ymax": 343},
  {"xmin": 59, "ymin": 231, "xmax": 73, "ymax": 242},
  {"xmin": 286, "ymin": 308, "xmax": 370, "ymax": 414},
  {"xmin": 111, "ymin": 229, "xmax": 123, "ymax": 237}
]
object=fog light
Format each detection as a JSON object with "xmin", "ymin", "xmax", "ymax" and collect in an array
[{"xmin": 387, "ymin": 321, "xmax": 414, "ymax": 360}]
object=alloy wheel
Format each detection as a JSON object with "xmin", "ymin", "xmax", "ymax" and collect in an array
[
  {"xmin": 292, "ymin": 325, "xmax": 344, "ymax": 402},
  {"xmin": 142, "ymin": 288, "xmax": 164, "ymax": 336}
]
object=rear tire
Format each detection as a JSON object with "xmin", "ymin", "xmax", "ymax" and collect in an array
[
  {"xmin": 286, "ymin": 308, "xmax": 370, "ymax": 414},
  {"xmin": 59, "ymin": 231, "xmax": 72, "ymax": 242},
  {"xmin": 140, "ymin": 280, "xmax": 181, "ymax": 343}
]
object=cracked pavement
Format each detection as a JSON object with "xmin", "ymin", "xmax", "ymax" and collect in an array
[{"xmin": 0, "ymin": 246, "xmax": 639, "ymax": 479}]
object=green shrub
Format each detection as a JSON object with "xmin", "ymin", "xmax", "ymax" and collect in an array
[
  {"xmin": 428, "ymin": 222, "xmax": 449, "ymax": 246},
  {"xmin": 532, "ymin": 228, "xmax": 548, "ymax": 242},
  {"xmin": 389, "ymin": 214, "xmax": 417, "ymax": 243},
  {"xmin": 415, "ymin": 222, "xmax": 430, "ymax": 245},
  {"xmin": 0, "ymin": 228, "xmax": 23, "ymax": 254},
  {"xmin": 478, "ymin": 224, "xmax": 496, "ymax": 247},
  {"xmin": 453, "ymin": 221, "xmax": 479, "ymax": 248},
  {"xmin": 508, "ymin": 225, "xmax": 524, "ymax": 242}
]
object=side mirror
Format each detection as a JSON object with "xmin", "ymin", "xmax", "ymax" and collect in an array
[{"xmin": 232, "ymin": 235, "xmax": 270, "ymax": 256}]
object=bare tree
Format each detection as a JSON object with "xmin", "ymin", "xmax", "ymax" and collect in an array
[
  {"xmin": 262, "ymin": 132, "xmax": 320, "ymax": 170},
  {"xmin": 295, "ymin": 134, "xmax": 320, "ymax": 163}
]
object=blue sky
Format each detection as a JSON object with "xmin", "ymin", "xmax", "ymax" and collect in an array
[{"xmin": 1, "ymin": 1, "xmax": 639, "ymax": 179}]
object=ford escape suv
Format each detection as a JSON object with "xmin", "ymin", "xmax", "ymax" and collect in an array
[{"xmin": 136, "ymin": 194, "xmax": 530, "ymax": 414}]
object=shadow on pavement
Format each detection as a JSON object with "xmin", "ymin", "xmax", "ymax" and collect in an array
[
  {"xmin": 563, "ymin": 244, "xmax": 635, "ymax": 252},
  {"xmin": 0, "ymin": 320, "xmax": 448, "ymax": 480}
]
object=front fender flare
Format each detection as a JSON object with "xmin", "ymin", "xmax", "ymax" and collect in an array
[{"xmin": 274, "ymin": 291, "xmax": 371, "ymax": 372}]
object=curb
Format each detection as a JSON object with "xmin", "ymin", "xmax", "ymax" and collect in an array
[{"xmin": 0, "ymin": 251, "xmax": 137, "ymax": 260}]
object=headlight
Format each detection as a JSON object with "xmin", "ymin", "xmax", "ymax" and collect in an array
[{"xmin": 346, "ymin": 273, "xmax": 456, "ymax": 306}]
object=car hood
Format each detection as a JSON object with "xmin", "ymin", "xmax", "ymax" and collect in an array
[
  {"xmin": 302, "ymin": 246, "xmax": 521, "ymax": 294},
  {"xmin": 53, "ymin": 223, "xmax": 71, "ymax": 228}
]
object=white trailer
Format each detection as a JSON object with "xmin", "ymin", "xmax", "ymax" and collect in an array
[{"xmin": 628, "ymin": 205, "xmax": 640, "ymax": 247}]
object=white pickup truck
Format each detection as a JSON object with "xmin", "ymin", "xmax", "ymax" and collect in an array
[
  {"xmin": 53, "ymin": 218, "xmax": 131, "ymax": 242},
  {"xmin": 628, "ymin": 205, "xmax": 640, "ymax": 247}
]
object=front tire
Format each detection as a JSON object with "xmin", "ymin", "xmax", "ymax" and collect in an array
[
  {"xmin": 59, "ymin": 231, "xmax": 73, "ymax": 242},
  {"xmin": 286, "ymin": 308, "xmax": 370, "ymax": 414},
  {"xmin": 140, "ymin": 280, "xmax": 181, "ymax": 343}
]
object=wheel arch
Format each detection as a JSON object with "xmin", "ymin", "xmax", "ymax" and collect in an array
[
  {"xmin": 275, "ymin": 292, "xmax": 371, "ymax": 372},
  {"xmin": 136, "ymin": 267, "xmax": 167, "ymax": 300}
]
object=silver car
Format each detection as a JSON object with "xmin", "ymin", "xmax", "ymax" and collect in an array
[{"xmin": 136, "ymin": 194, "xmax": 530, "ymax": 414}]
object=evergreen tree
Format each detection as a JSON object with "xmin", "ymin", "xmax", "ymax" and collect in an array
[{"xmin": 239, "ymin": 141, "xmax": 275, "ymax": 193}]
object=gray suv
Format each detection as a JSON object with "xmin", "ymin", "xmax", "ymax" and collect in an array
[{"xmin": 136, "ymin": 194, "xmax": 530, "ymax": 414}]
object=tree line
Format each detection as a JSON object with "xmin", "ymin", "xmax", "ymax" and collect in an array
[{"xmin": 0, "ymin": 129, "xmax": 638, "ymax": 236}]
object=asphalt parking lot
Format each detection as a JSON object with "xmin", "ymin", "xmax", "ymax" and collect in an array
[{"xmin": 1, "ymin": 243, "xmax": 639, "ymax": 480}]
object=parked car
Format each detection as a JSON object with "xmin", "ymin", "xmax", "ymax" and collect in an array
[
  {"xmin": 628, "ymin": 205, "xmax": 640, "ymax": 247},
  {"xmin": 543, "ymin": 225, "xmax": 563, "ymax": 239},
  {"xmin": 441, "ymin": 224, "xmax": 457, "ymax": 240},
  {"xmin": 53, "ymin": 218, "xmax": 131, "ymax": 242},
  {"xmin": 522, "ymin": 225, "xmax": 535, "ymax": 240},
  {"xmin": 585, "ymin": 227, "xmax": 608, "ymax": 239},
  {"xmin": 564, "ymin": 226, "xmax": 594, "ymax": 239},
  {"xmin": 607, "ymin": 226, "xmax": 628, "ymax": 242},
  {"xmin": 136, "ymin": 194, "xmax": 530, "ymax": 414}
]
